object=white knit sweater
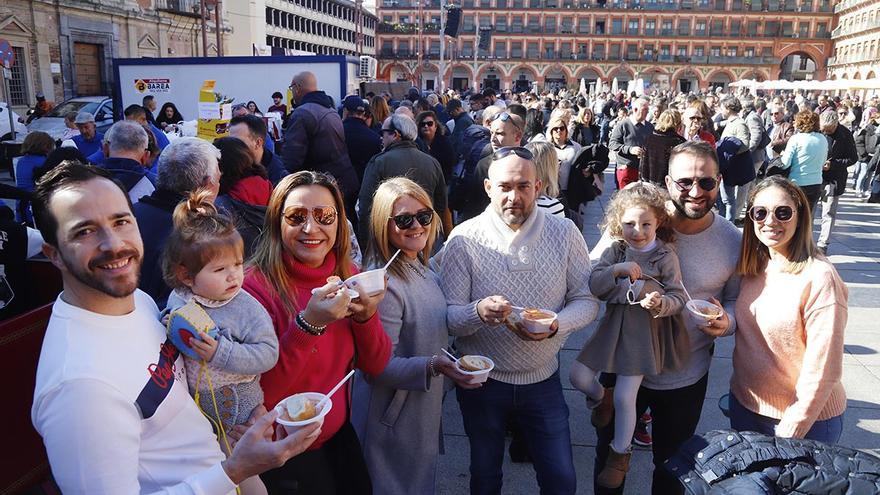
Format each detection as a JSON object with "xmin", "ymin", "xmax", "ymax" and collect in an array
[{"xmin": 438, "ymin": 207, "xmax": 600, "ymax": 385}]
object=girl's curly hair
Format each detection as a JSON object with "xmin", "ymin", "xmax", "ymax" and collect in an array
[{"xmin": 601, "ymin": 181, "xmax": 675, "ymax": 244}]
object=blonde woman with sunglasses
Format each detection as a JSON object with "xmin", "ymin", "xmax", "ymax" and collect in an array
[
  {"xmin": 242, "ymin": 171, "xmax": 392, "ymax": 494},
  {"xmin": 731, "ymin": 176, "xmax": 848, "ymax": 443},
  {"xmin": 353, "ymin": 177, "xmax": 477, "ymax": 494}
]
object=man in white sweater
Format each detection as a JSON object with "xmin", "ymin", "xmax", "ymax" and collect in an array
[
  {"xmin": 30, "ymin": 162, "xmax": 318, "ymax": 494},
  {"xmin": 439, "ymin": 146, "xmax": 600, "ymax": 494}
]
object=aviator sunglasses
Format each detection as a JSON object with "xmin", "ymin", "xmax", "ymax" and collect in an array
[
  {"xmin": 390, "ymin": 208, "xmax": 434, "ymax": 230},
  {"xmin": 492, "ymin": 146, "xmax": 534, "ymax": 162},
  {"xmin": 748, "ymin": 205, "xmax": 794, "ymax": 223},
  {"xmin": 283, "ymin": 205, "xmax": 338, "ymax": 227},
  {"xmin": 671, "ymin": 177, "xmax": 718, "ymax": 192}
]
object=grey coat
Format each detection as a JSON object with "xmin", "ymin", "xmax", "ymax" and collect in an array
[{"xmin": 351, "ymin": 258, "xmax": 449, "ymax": 495}]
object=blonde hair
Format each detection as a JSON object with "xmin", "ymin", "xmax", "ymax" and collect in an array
[
  {"xmin": 525, "ymin": 141, "xmax": 560, "ymax": 198},
  {"xmin": 576, "ymin": 107, "xmax": 594, "ymax": 126},
  {"xmin": 601, "ymin": 182, "xmax": 675, "ymax": 244},
  {"xmin": 249, "ymin": 171, "xmax": 352, "ymax": 316},
  {"xmin": 162, "ymin": 189, "xmax": 243, "ymax": 290},
  {"xmin": 364, "ymin": 177, "xmax": 440, "ymax": 280},
  {"xmin": 655, "ymin": 109, "xmax": 682, "ymax": 133},
  {"xmin": 736, "ymin": 176, "xmax": 818, "ymax": 276},
  {"xmin": 371, "ymin": 95, "xmax": 391, "ymax": 124}
]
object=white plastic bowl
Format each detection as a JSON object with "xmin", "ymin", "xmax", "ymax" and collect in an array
[
  {"xmin": 520, "ymin": 309, "xmax": 558, "ymax": 334},
  {"xmin": 274, "ymin": 392, "xmax": 332, "ymax": 435},
  {"xmin": 455, "ymin": 355, "xmax": 495, "ymax": 384},
  {"xmin": 345, "ymin": 268, "xmax": 386, "ymax": 296},
  {"xmin": 686, "ymin": 299, "xmax": 723, "ymax": 324}
]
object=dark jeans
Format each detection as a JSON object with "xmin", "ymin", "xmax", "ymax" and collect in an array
[
  {"xmin": 456, "ymin": 370, "xmax": 576, "ymax": 495},
  {"xmin": 800, "ymin": 184, "xmax": 822, "ymax": 217},
  {"xmin": 594, "ymin": 373, "xmax": 709, "ymax": 495},
  {"xmin": 260, "ymin": 421, "xmax": 372, "ymax": 495},
  {"xmin": 729, "ymin": 393, "xmax": 844, "ymax": 444}
]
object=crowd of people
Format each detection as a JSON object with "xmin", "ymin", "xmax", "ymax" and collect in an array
[{"xmin": 19, "ymin": 70, "xmax": 865, "ymax": 495}]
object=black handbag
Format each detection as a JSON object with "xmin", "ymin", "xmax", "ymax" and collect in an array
[{"xmin": 764, "ymin": 157, "xmax": 791, "ymax": 178}]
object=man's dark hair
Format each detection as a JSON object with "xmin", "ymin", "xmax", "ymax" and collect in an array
[
  {"xmin": 32, "ymin": 161, "xmax": 131, "ymax": 247},
  {"xmin": 482, "ymin": 88, "xmax": 497, "ymax": 98},
  {"xmin": 229, "ymin": 114, "xmax": 267, "ymax": 143},
  {"xmin": 446, "ymin": 99, "xmax": 462, "ymax": 112},
  {"xmin": 271, "ymin": 91, "xmax": 283, "ymax": 99},
  {"xmin": 142, "ymin": 95, "xmax": 155, "ymax": 106},
  {"xmin": 124, "ymin": 104, "xmax": 147, "ymax": 120},
  {"xmin": 506, "ymin": 103, "xmax": 527, "ymax": 122},
  {"xmin": 668, "ymin": 140, "xmax": 719, "ymax": 173}
]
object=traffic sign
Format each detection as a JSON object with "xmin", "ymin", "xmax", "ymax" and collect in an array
[{"xmin": 0, "ymin": 39, "xmax": 14, "ymax": 69}]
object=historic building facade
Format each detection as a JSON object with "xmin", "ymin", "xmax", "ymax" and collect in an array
[
  {"xmin": 1, "ymin": 0, "xmax": 212, "ymax": 116},
  {"xmin": 242, "ymin": 0, "xmax": 378, "ymax": 56},
  {"xmin": 376, "ymin": 0, "xmax": 836, "ymax": 92},
  {"xmin": 826, "ymin": 0, "xmax": 880, "ymax": 84}
]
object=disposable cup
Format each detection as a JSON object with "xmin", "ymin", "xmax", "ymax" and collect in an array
[
  {"xmin": 686, "ymin": 299, "xmax": 723, "ymax": 325},
  {"xmin": 344, "ymin": 268, "xmax": 386, "ymax": 296},
  {"xmin": 274, "ymin": 392, "xmax": 332, "ymax": 435},
  {"xmin": 455, "ymin": 355, "xmax": 495, "ymax": 384},
  {"xmin": 520, "ymin": 309, "xmax": 558, "ymax": 334}
]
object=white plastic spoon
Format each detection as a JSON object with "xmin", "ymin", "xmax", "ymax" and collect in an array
[
  {"xmin": 382, "ymin": 249, "xmax": 402, "ymax": 271},
  {"xmin": 441, "ymin": 348, "xmax": 458, "ymax": 361},
  {"xmin": 316, "ymin": 369, "xmax": 355, "ymax": 411}
]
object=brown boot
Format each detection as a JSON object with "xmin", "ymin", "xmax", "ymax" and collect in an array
[
  {"xmin": 590, "ymin": 387, "xmax": 614, "ymax": 428},
  {"xmin": 597, "ymin": 446, "xmax": 632, "ymax": 489}
]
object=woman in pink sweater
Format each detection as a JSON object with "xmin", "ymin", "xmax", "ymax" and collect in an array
[{"xmin": 731, "ymin": 176, "xmax": 848, "ymax": 443}]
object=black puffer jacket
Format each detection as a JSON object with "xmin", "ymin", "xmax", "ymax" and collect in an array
[{"xmin": 664, "ymin": 429, "xmax": 880, "ymax": 494}]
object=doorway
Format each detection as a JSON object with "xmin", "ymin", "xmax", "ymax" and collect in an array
[{"xmin": 74, "ymin": 42, "xmax": 103, "ymax": 96}]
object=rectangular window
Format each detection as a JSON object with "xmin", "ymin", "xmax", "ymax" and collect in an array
[
  {"xmin": 430, "ymin": 40, "xmax": 440, "ymax": 55},
  {"xmin": 544, "ymin": 17, "xmax": 556, "ymax": 33},
  {"xmin": 710, "ymin": 45, "xmax": 721, "ymax": 56},
  {"xmin": 710, "ymin": 19, "xmax": 724, "ymax": 36},
  {"xmin": 610, "ymin": 43, "xmax": 621, "ymax": 59},
  {"xmin": 480, "ymin": 0, "xmax": 491, "ymax": 6},
  {"xmin": 512, "ymin": 0, "xmax": 524, "ymax": 6},
  {"xmin": 765, "ymin": 21, "xmax": 779, "ymax": 37},
  {"xmin": 693, "ymin": 46, "xmax": 705, "ymax": 56},
  {"xmin": 798, "ymin": 22, "xmax": 809, "ymax": 37},
  {"xmin": 592, "ymin": 44, "xmax": 605, "ymax": 59},
  {"xmin": 562, "ymin": 17, "xmax": 574, "ymax": 33},
  {"xmin": 678, "ymin": 19, "xmax": 690, "ymax": 35},
  {"xmin": 661, "ymin": 20, "xmax": 673, "ymax": 35},
  {"xmin": 399, "ymin": 40, "xmax": 410, "ymax": 54},
  {"xmin": 612, "ymin": 19, "xmax": 623, "ymax": 35},
  {"xmin": 782, "ymin": 21, "xmax": 793, "ymax": 36},
  {"xmin": 528, "ymin": 16, "xmax": 540, "ymax": 32},
  {"xmin": 527, "ymin": 41, "xmax": 539, "ymax": 58},
  {"xmin": 596, "ymin": 20, "xmax": 606, "ymax": 35},
  {"xmin": 726, "ymin": 47, "xmax": 737, "ymax": 56},
  {"xmin": 578, "ymin": 17, "xmax": 590, "ymax": 34},
  {"xmin": 497, "ymin": 0, "xmax": 507, "ymax": 6},
  {"xmin": 463, "ymin": 15, "xmax": 474, "ymax": 32},
  {"xmin": 561, "ymin": 42, "xmax": 572, "ymax": 57},
  {"xmin": 462, "ymin": 40, "xmax": 473, "ymax": 57},
  {"xmin": 628, "ymin": 19, "xmax": 639, "ymax": 35},
  {"xmin": 496, "ymin": 17, "xmax": 508, "ymax": 31},
  {"xmin": 730, "ymin": 20, "xmax": 741, "ymax": 36},
  {"xmin": 732, "ymin": 0, "xmax": 742, "ymax": 8},
  {"xmin": 644, "ymin": 44, "xmax": 654, "ymax": 57},
  {"xmin": 511, "ymin": 42, "xmax": 523, "ymax": 57},
  {"xmin": 744, "ymin": 47, "xmax": 755, "ymax": 57},
  {"xmin": 715, "ymin": 0, "xmax": 725, "ymax": 8},
  {"xmin": 626, "ymin": 43, "xmax": 639, "ymax": 60},
  {"xmin": 494, "ymin": 41, "xmax": 506, "ymax": 57},
  {"xmin": 747, "ymin": 21, "xmax": 759, "ymax": 35},
  {"xmin": 512, "ymin": 16, "xmax": 524, "ymax": 32},
  {"xmin": 545, "ymin": 42, "xmax": 555, "ymax": 57},
  {"xmin": 660, "ymin": 44, "xmax": 671, "ymax": 56},
  {"xmin": 816, "ymin": 22, "xmax": 828, "ymax": 36},
  {"xmin": 645, "ymin": 19, "xmax": 655, "ymax": 35}
]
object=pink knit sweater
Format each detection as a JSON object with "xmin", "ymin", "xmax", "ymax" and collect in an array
[{"xmin": 731, "ymin": 257, "xmax": 848, "ymax": 438}]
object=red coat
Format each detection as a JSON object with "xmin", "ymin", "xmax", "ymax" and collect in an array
[{"xmin": 243, "ymin": 252, "xmax": 391, "ymax": 450}]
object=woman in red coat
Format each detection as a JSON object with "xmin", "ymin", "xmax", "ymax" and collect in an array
[{"xmin": 243, "ymin": 171, "xmax": 391, "ymax": 494}]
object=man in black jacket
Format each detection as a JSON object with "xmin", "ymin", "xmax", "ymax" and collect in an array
[
  {"xmin": 283, "ymin": 71, "xmax": 359, "ymax": 223},
  {"xmin": 818, "ymin": 111, "xmax": 858, "ymax": 255},
  {"xmin": 341, "ymin": 95, "xmax": 382, "ymax": 182}
]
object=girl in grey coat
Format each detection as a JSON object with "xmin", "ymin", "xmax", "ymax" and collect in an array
[{"xmin": 352, "ymin": 177, "xmax": 476, "ymax": 494}]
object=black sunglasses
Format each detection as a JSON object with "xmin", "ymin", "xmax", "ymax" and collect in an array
[
  {"xmin": 671, "ymin": 177, "xmax": 718, "ymax": 192},
  {"xmin": 749, "ymin": 205, "xmax": 794, "ymax": 223},
  {"xmin": 492, "ymin": 146, "xmax": 534, "ymax": 162},
  {"xmin": 390, "ymin": 208, "xmax": 434, "ymax": 230},
  {"xmin": 419, "ymin": 120, "xmax": 435, "ymax": 127}
]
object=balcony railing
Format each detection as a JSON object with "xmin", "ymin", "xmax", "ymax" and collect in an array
[
  {"xmin": 378, "ymin": 50, "xmax": 782, "ymax": 65},
  {"xmin": 831, "ymin": 19, "xmax": 880, "ymax": 38}
]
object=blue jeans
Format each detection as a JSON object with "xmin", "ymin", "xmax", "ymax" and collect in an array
[
  {"xmin": 717, "ymin": 181, "xmax": 738, "ymax": 221},
  {"xmin": 729, "ymin": 393, "xmax": 843, "ymax": 444},
  {"xmin": 456, "ymin": 370, "xmax": 576, "ymax": 495}
]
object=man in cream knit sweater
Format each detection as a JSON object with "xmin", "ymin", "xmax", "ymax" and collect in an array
[{"xmin": 438, "ymin": 146, "xmax": 600, "ymax": 494}]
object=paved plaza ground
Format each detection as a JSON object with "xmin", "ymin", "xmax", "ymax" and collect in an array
[{"xmin": 436, "ymin": 170, "xmax": 880, "ymax": 494}]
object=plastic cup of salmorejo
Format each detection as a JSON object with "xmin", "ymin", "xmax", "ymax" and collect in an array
[
  {"xmin": 274, "ymin": 392, "xmax": 332, "ymax": 435},
  {"xmin": 455, "ymin": 355, "xmax": 495, "ymax": 384},
  {"xmin": 685, "ymin": 299, "xmax": 723, "ymax": 325},
  {"xmin": 519, "ymin": 308, "xmax": 558, "ymax": 334}
]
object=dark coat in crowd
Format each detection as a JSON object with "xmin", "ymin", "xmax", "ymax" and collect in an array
[
  {"xmin": 854, "ymin": 123, "xmax": 878, "ymax": 163},
  {"xmin": 343, "ymin": 116, "xmax": 382, "ymax": 182},
  {"xmin": 640, "ymin": 129, "xmax": 686, "ymax": 185},
  {"xmin": 260, "ymin": 147, "xmax": 287, "ymax": 185},
  {"xmin": 566, "ymin": 143, "xmax": 610, "ymax": 208},
  {"xmin": 571, "ymin": 121, "xmax": 600, "ymax": 147},
  {"xmin": 132, "ymin": 188, "xmax": 185, "ymax": 308},
  {"xmin": 665, "ymin": 429, "xmax": 880, "ymax": 494},
  {"xmin": 717, "ymin": 136, "xmax": 756, "ymax": 187},
  {"xmin": 450, "ymin": 112, "xmax": 475, "ymax": 161},
  {"xmin": 282, "ymin": 91, "xmax": 359, "ymax": 204},
  {"xmin": 357, "ymin": 140, "xmax": 447, "ymax": 245},
  {"xmin": 215, "ymin": 194, "xmax": 267, "ymax": 261},
  {"xmin": 418, "ymin": 132, "xmax": 457, "ymax": 183},
  {"xmin": 824, "ymin": 124, "xmax": 858, "ymax": 196}
]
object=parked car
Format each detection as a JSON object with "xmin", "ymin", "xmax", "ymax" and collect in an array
[
  {"xmin": 0, "ymin": 103, "xmax": 28, "ymax": 141},
  {"xmin": 26, "ymin": 96, "xmax": 114, "ymax": 141}
]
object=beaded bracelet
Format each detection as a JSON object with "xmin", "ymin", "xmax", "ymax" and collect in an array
[
  {"xmin": 428, "ymin": 355, "xmax": 440, "ymax": 377},
  {"xmin": 296, "ymin": 311, "xmax": 327, "ymax": 336}
]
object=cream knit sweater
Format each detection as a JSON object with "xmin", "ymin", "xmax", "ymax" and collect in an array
[
  {"xmin": 731, "ymin": 257, "xmax": 848, "ymax": 438},
  {"xmin": 438, "ymin": 207, "xmax": 600, "ymax": 385}
]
